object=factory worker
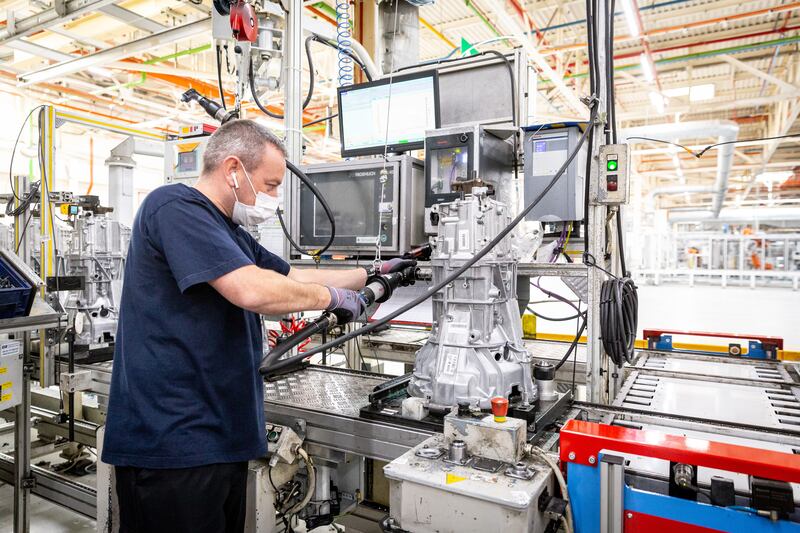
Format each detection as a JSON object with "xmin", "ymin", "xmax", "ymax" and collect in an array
[{"xmin": 101, "ymin": 119, "xmax": 410, "ymax": 533}]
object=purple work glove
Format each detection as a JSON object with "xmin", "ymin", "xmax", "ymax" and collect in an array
[{"xmin": 326, "ymin": 287, "xmax": 366, "ymax": 324}]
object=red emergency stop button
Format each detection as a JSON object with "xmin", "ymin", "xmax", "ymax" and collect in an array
[
  {"xmin": 491, "ymin": 397, "xmax": 509, "ymax": 423},
  {"xmin": 607, "ymin": 174, "xmax": 618, "ymax": 192}
]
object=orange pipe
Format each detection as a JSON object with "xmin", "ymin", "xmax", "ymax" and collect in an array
[{"xmin": 306, "ymin": 6, "xmax": 337, "ymax": 26}]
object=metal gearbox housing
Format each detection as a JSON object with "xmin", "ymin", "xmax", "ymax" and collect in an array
[{"xmin": 408, "ymin": 189, "xmax": 537, "ymax": 409}]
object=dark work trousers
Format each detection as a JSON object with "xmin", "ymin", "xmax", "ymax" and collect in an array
[{"xmin": 114, "ymin": 462, "xmax": 248, "ymax": 533}]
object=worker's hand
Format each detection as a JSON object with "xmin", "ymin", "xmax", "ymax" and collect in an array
[{"xmin": 326, "ymin": 287, "xmax": 366, "ymax": 324}]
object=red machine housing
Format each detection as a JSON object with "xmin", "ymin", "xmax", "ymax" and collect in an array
[{"xmin": 230, "ymin": 1, "xmax": 259, "ymax": 42}]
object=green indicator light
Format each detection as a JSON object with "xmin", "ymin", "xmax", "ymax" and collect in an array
[{"xmin": 607, "ymin": 160, "xmax": 618, "ymax": 171}]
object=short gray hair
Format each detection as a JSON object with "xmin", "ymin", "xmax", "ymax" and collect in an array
[{"xmin": 202, "ymin": 119, "xmax": 286, "ymax": 173}]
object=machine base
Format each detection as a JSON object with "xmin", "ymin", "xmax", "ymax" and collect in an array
[{"xmin": 360, "ymin": 386, "xmax": 572, "ymax": 439}]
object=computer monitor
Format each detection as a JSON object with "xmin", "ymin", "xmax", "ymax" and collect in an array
[{"xmin": 337, "ymin": 71, "xmax": 440, "ymax": 158}]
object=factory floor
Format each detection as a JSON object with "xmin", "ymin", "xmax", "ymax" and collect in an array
[{"xmin": 0, "ymin": 483, "xmax": 95, "ymax": 532}]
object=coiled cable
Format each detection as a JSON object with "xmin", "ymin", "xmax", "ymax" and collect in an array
[
  {"xmin": 335, "ymin": 0, "xmax": 354, "ymax": 86},
  {"xmin": 600, "ymin": 276, "xmax": 638, "ymax": 366}
]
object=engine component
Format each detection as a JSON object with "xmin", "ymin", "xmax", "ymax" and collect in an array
[
  {"xmin": 534, "ymin": 361, "xmax": 557, "ymax": 401},
  {"xmin": 408, "ymin": 188, "xmax": 537, "ymax": 409}
]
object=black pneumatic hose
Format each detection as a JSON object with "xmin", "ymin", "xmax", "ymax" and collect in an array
[
  {"xmin": 250, "ymin": 36, "xmax": 315, "ymax": 119},
  {"xmin": 283, "ymin": 160, "xmax": 335, "ymax": 257},
  {"xmin": 216, "ymin": 44, "xmax": 227, "ymax": 110},
  {"xmin": 262, "ymin": 105, "xmax": 599, "ymax": 376}
]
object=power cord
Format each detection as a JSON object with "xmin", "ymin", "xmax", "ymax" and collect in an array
[
  {"xmin": 279, "ymin": 160, "xmax": 336, "ymax": 259},
  {"xmin": 625, "ymin": 133, "xmax": 800, "ymax": 159}
]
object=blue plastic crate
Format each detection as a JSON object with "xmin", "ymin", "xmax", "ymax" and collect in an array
[{"xmin": 0, "ymin": 255, "xmax": 36, "ymax": 319}]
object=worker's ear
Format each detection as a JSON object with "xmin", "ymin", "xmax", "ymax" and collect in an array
[{"xmin": 222, "ymin": 156, "xmax": 240, "ymax": 189}]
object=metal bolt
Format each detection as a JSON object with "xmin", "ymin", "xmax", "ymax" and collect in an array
[
  {"xmin": 627, "ymin": 513, "xmax": 633, "ymax": 519},
  {"xmin": 588, "ymin": 455, "xmax": 596, "ymax": 465},
  {"xmin": 568, "ymin": 451, "xmax": 576, "ymax": 460}
]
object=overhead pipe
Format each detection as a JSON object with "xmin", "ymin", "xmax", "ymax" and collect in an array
[
  {"xmin": 669, "ymin": 207, "xmax": 800, "ymax": 223},
  {"xmin": 560, "ymin": 35, "xmax": 800, "ymax": 79},
  {"xmin": 621, "ymin": 120, "xmax": 739, "ymax": 218},
  {"xmin": 538, "ymin": 1, "xmax": 800, "ymax": 55}
]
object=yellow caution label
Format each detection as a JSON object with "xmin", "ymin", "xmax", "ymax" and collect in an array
[
  {"xmin": 0, "ymin": 367, "xmax": 6, "ymax": 374},
  {"xmin": 446, "ymin": 473, "xmax": 467, "ymax": 484},
  {"xmin": 1, "ymin": 382, "xmax": 10, "ymax": 390},
  {"xmin": 1, "ymin": 394, "xmax": 11, "ymax": 402},
  {"xmin": 177, "ymin": 142, "xmax": 201, "ymax": 153}
]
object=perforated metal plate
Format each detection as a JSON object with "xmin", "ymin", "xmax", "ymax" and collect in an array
[{"xmin": 263, "ymin": 366, "xmax": 387, "ymax": 418}]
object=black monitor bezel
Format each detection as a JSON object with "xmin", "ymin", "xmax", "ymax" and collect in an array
[{"xmin": 337, "ymin": 70, "xmax": 441, "ymax": 158}]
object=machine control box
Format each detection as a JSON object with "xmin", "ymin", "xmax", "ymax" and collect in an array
[
  {"xmin": 523, "ymin": 124, "xmax": 587, "ymax": 222},
  {"xmin": 424, "ymin": 124, "xmax": 516, "ymax": 234},
  {"xmin": 290, "ymin": 156, "xmax": 425, "ymax": 257},
  {"xmin": 594, "ymin": 144, "xmax": 630, "ymax": 205},
  {"xmin": 164, "ymin": 137, "xmax": 210, "ymax": 185},
  {"xmin": 0, "ymin": 340, "xmax": 22, "ymax": 410}
]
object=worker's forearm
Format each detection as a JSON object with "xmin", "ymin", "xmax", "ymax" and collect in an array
[
  {"xmin": 252, "ymin": 274, "xmax": 331, "ymax": 315},
  {"xmin": 288, "ymin": 267, "xmax": 367, "ymax": 290}
]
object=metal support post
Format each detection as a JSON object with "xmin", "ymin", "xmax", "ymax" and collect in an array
[
  {"xmin": 13, "ymin": 331, "xmax": 32, "ymax": 533},
  {"xmin": 284, "ymin": 0, "xmax": 302, "ymax": 163},
  {"xmin": 586, "ymin": 0, "xmax": 610, "ymax": 404},
  {"xmin": 40, "ymin": 105, "xmax": 56, "ymax": 388},
  {"xmin": 600, "ymin": 454, "xmax": 625, "ymax": 533}
]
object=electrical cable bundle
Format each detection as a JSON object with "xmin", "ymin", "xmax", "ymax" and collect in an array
[{"xmin": 600, "ymin": 276, "xmax": 638, "ymax": 366}]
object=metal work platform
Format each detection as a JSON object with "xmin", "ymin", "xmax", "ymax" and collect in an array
[
  {"xmin": 263, "ymin": 366, "xmax": 433, "ymax": 462},
  {"xmin": 634, "ymin": 351, "xmax": 795, "ymax": 384},
  {"xmin": 614, "ymin": 371, "xmax": 800, "ymax": 430}
]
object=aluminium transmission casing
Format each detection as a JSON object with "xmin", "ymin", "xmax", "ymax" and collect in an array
[{"xmin": 408, "ymin": 190, "xmax": 536, "ymax": 409}]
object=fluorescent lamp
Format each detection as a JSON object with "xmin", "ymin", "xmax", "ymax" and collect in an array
[
  {"xmin": 620, "ymin": 0, "xmax": 642, "ymax": 37},
  {"xmin": 640, "ymin": 53, "xmax": 655, "ymax": 82},
  {"xmin": 756, "ymin": 171, "xmax": 792, "ymax": 184},
  {"xmin": 648, "ymin": 91, "xmax": 666, "ymax": 113},
  {"xmin": 689, "ymin": 84, "xmax": 715, "ymax": 102}
]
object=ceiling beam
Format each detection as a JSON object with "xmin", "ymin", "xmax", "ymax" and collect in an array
[
  {"xmin": 46, "ymin": 26, "xmax": 109, "ymax": 50},
  {"xmin": 719, "ymin": 54, "xmax": 799, "ymax": 94},
  {"xmin": 18, "ymin": 17, "xmax": 211, "ymax": 86},
  {"xmin": 98, "ymin": 4, "xmax": 168, "ymax": 34},
  {"xmin": 0, "ymin": 0, "xmax": 120, "ymax": 45},
  {"xmin": 3, "ymin": 39, "xmax": 73, "ymax": 62}
]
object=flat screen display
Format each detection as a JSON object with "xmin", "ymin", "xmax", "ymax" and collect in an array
[{"xmin": 337, "ymin": 72, "xmax": 440, "ymax": 158}]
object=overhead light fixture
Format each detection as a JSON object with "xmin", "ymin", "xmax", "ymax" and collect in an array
[
  {"xmin": 648, "ymin": 91, "xmax": 666, "ymax": 113},
  {"xmin": 663, "ymin": 84, "xmax": 715, "ymax": 101},
  {"xmin": 756, "ymin": 171, "xmax": 792, "ymax": 184},
  {"xmin": 620, "ymin": 0, "xmax": 642, "ymax": 37},
  {"xmin": 640, "ymin": 53, "xmax": 655, "ymax": 82}
]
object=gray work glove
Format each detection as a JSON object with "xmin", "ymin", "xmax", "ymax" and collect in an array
[{"xmin": 326, "ymin": 287, "xmax": 366, "ymax": 324}]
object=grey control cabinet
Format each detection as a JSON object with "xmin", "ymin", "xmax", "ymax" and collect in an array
[{"xmin": 523, "ymin": 124, "xmax": 587, "ymax": 222}]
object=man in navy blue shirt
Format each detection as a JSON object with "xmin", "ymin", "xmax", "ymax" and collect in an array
[{"xmin": 101, "ymin": 120, "xmax": 406, "ymax": 532}]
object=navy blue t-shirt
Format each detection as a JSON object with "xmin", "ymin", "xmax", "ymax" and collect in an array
[{"xmin": 101, "ymin": 184, "xmax": 290, "ymax": 468}]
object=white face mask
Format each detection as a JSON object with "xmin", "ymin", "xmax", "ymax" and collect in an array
[{"xmin": 230, "ymin": 162, "xmax": 282, "ymax": 227}]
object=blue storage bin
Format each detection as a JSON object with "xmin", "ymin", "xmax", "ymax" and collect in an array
[{"xmin": 0, "ymin": 255, "xmax": 36, "ymax": 319}]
